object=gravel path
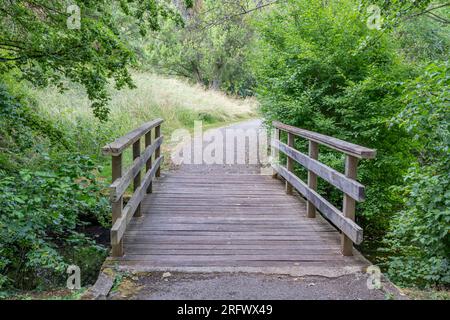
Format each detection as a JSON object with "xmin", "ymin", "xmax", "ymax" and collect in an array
[{"xmin": 109, "ymin": 271, "xmax": 406, "ymax": 300}]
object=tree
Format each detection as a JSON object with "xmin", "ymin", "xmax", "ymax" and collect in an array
[
  {"xmin": 0, "ymin": 0, "xmax": 186, "ymax": 120},
  {"xmin": 250, "ymin": 0, "xmax": 416, "ymax": 252},
  {"xmin": 146, "ymin": 0, "xmax": 259, "ymax": 96}
]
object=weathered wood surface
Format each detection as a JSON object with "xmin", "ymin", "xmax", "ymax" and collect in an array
[
  {"xmin": 341, "ymin": 155, "xmax": 359, "ymax": 256},
  {"xmin": 272, "ymin": 164, "xmax": 363, "ymax": 244},
  {"xmin": 111, "ymin": 172, "xmax": 367, "ymax": 268},
  {"xmin": 273, "ymin": 121, "xmax": 376, "ymax": 159},
  {"xmin": 102, "ymin": 118, "xmax": 163, "ymax": 156},
  {"xmin": 307, "ymin": 140, "xmax": 319, "ymax": 218},
  {"xmin": 111, "ymin": 156, "xmax": 163, "ymax": 245},
  {"xmin": 109, "ymin": 136, "xmax": 163, "ymax": 201},
  {"xmin": 272, "ymin": 139, "xmax": 365, "ymax": 201}
]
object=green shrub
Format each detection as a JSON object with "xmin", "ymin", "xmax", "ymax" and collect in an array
[
  {"xmin": 383, "ymin": 62, "xmax": 450, "ymax": 287},
  {"xmin": 251, "ymin": 0, "xmax": 414, "ymax": 242},
  {"xmin": 0, "ymin": 85, "xmax": 110, "ymax": 292},
  {"xmin": 0, "ymin": 157, "xmax": 110, "ymax": 291}
]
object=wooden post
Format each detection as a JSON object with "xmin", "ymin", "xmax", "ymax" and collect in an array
[
  {"xmin": 111, "ymin": 154, "xmax": 123, "ymax": 257},
  {"xmin": 155, "ymin": 125, "xmax": 161, "ymax": 178},
  {"xmin": 145, "ymin": 131, "xmax": 153, "ymax": 194},
  {"xmin": 307, "ymin": 141, "xmax": 319, "ymax": 218},
  {"xmin": 341, "ymin": 155, "xmax": 358, "ymax": 256},
  {"xmin": 272, "ymin": 128, "xmax": 280, "ymax": 178},
  {"xmin": 133, "ymin": 139, "xmax": 142, "ymax": 217},
  {"xmin": 286, "ymin": 133, "xmax": 295, "ymax": 194}
]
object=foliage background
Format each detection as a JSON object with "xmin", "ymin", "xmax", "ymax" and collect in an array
[{"xmin": 0, "ymin": 0, "xmax": 448, "ymax": 294}]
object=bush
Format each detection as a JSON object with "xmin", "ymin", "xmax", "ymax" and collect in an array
[
  {"xmin": 0, "ymin": 85, "xmax": 110, "ymax": 292},
  {"xmin": 251, "ymin": 0, "xmax": 414, "ymax": 242},
  {"xmin": 0, "ymin": 157, "xmax": 110, "ymax": 291},
  {"xmin": 383, "ymin": 62, "xmax": 450, "ymax": 287}
]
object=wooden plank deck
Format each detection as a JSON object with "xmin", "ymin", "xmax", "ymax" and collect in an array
[{"xmin": 109, "ymin": 170, "xmax": 369, "ymax": 274}]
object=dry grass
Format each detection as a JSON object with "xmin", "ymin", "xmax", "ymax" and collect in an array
[
  {"xmin": 30, "ymin": 71, "xmax": 257, "ymax": 174},
  {"xmin": 32, "ymin": 72, "xmax": 256, "ymax": 136}
]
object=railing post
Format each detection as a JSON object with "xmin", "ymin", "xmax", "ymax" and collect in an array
[
  {"xmin": 341, "ymin": 155, "xmax": 358, "ymax": 256},
  {"xmin": 272, "ymin": 128, "xmax": 280, "ymax": 178},
  {"xmin": 145, "ymin": 131, "xmax": 153, "ymax": 194},
  {"xmin": 307, "ymin": 141, "xmax": 319, "ymax": 218},
  {"xmin": 286, "ymin": 132, "xmax": 295, "ymax": 194},
  {"xmin": 155, "ymin": 125, "xmax": 161, "ymax": 178},
  {"xmin": 111, "ymin": 154, "xmax": 123, "ymax": 257},
  {"xmin": 132, "ymin": 138, "xmax": 142, "ymax": 217}
]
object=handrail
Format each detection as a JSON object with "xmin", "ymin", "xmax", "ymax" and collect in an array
[
  {"xmin": 271, "ymin": 121, "xmax": 376, "ymax": 256},
  {"xmin": 102, "ymin": 118, "xmax": 164, "ymax": 156},
  {"xmin": 273, "ymin": 121, "xmax": 376, "ymax": 159},
  {"xmin": 102, "ymin": 119, "xmax": 164, "ymax": 257}
]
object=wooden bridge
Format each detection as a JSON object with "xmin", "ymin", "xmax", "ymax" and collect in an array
[{"xmin": 101, "ymin": 119, "xmax": 376, "ymax": 275}]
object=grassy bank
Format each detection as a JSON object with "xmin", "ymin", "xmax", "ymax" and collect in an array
[
  {"xmin": 32, "ymin": 72, "xmax": 256, "ymax": 173},
  {"xmin": 32, "ymin": 72, "xmax": 256, "ymax": 150}
]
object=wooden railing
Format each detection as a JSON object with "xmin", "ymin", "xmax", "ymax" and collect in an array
[
  {"xmin": 102, "ymin": 119, "xmax": 164, "ymax": 257},
  {"xmin": 271, "ymin": 121, "xmax": 376, "ymax": 256}
]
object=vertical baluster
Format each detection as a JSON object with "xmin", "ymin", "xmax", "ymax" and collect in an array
[
  {"xmin": 341, "ymin": 155, "xmax": 358, "ymax": 256},
  {"xmin": 307, "ymin": 141, "xmax": 319, "ymax": 218},
  {"xmin": 133, "ymin": 138, "xmax": 142, "ymax": 217},
  {"xmin": 155, "ymin": 125, "xmax": 161, "ymax": 177},
  {"xmin": 145, "ymin": 131, "xmax": 153, "ymax": 194},
  {"xmin": 111, "ymin": 154, "xmax": 123, "ymax": 257},
  {"xmin": 286, "ymin": 132, "xmax": 295, "ymax": 194},
  {"xmin": 272, "ymin": 128, "xmax": 280, "ymax": 178}
]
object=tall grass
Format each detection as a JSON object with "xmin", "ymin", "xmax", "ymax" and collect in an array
[{"xmin": 30, "ymin": 72, "xmax": 257, "ymax": 164}]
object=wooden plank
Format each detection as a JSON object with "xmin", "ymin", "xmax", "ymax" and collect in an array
[
  {"xmin": 286, "ymin": 132, "xmax": 295, "ymax": 194},
  {"xmin": 124, "ymin": 249, "xmax": 341, "ymax": 256},
  {"xmin": 127, "ymin": 225, "xmax": 335, "ymax": 232},
  {"xmin": 142, "ymin": 219, "xmax": 311, "ymax": 223},
  {"xmin": 110, "ymin": 260, "xmax": 366, "ymax": 268},
  {"xmin": 146, "ymin": 194, "xmax": 305, "ymax": 199},
  {"xmin": 272, "ymin": 139, "xmax": 365, "ymax": 201},
  {"xmin": 145, "ymin": 131, "xmax": 153, "ymax": 194},
  {"xmin": 142, "ymin": 202, "xmax": 306, "ymax": 208},
  {"xmin": 273, "ymin": 121, "xmax": 376, "ymax": 159},
  {"xmin": 124, "ymin": 230, "xmax": 337, "ymax": 236},
  {"xmin": 113, "ymin": 254, "xmax": 351, "ymax": 262},
  {"xmin": 111, "ymin": 156, "xmax": 163, "ymax": 245},
  {"xmin": 132, "ymin": 139, "xmax": 142, "ymax": 217},
  {"xmin": 307, "ymin": 141, "xmax": 319, "ymax": 218},
  {"xmin": 272, "ymin": 164, "xmax": 363, "ymax": 244},
  {"xmin": 123, "ymin": 239, "xmax": 340, "ymax": 246},
  {"xmin": 272, "ymin": 128, "xmax": 280, "ymax": 178},
  {"xmin": 123, "ymin": 249, "xmax": 342, "ymax": 256},
  {"xmin": 149, "ymin": 190, "xmax": 290, "ymax": 195},
  {"xmin": 155, "ymin": 125, "xmax": 161, "ymax": 177},
  {"xmin": 123, "ymin": 235, "xmax": 339, "ymax": 241},
  {"xmin": 342, "ymin": 155, "xmax": 358, "ymax": 256},
  {"xmin": 111, "ymin": 259, "xmax": 364, "ymax": 267},
  {"xmin": 111, "ymin": 154, "xmax": 123, "ymax": 257},
  {"xmin": 138, "ymin": 217, "xmax": 316, "ymax": 223},
  {"xmin": 124, "ymin": 243, "xmax": 341, "ymax": 250},
  {"xmin": 109, "ymin": 136, "xmax": 163, "ymax": 201},
  {"xmin": 102, "ymin": 118, "xmax": 163, "ymax": 156}
]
